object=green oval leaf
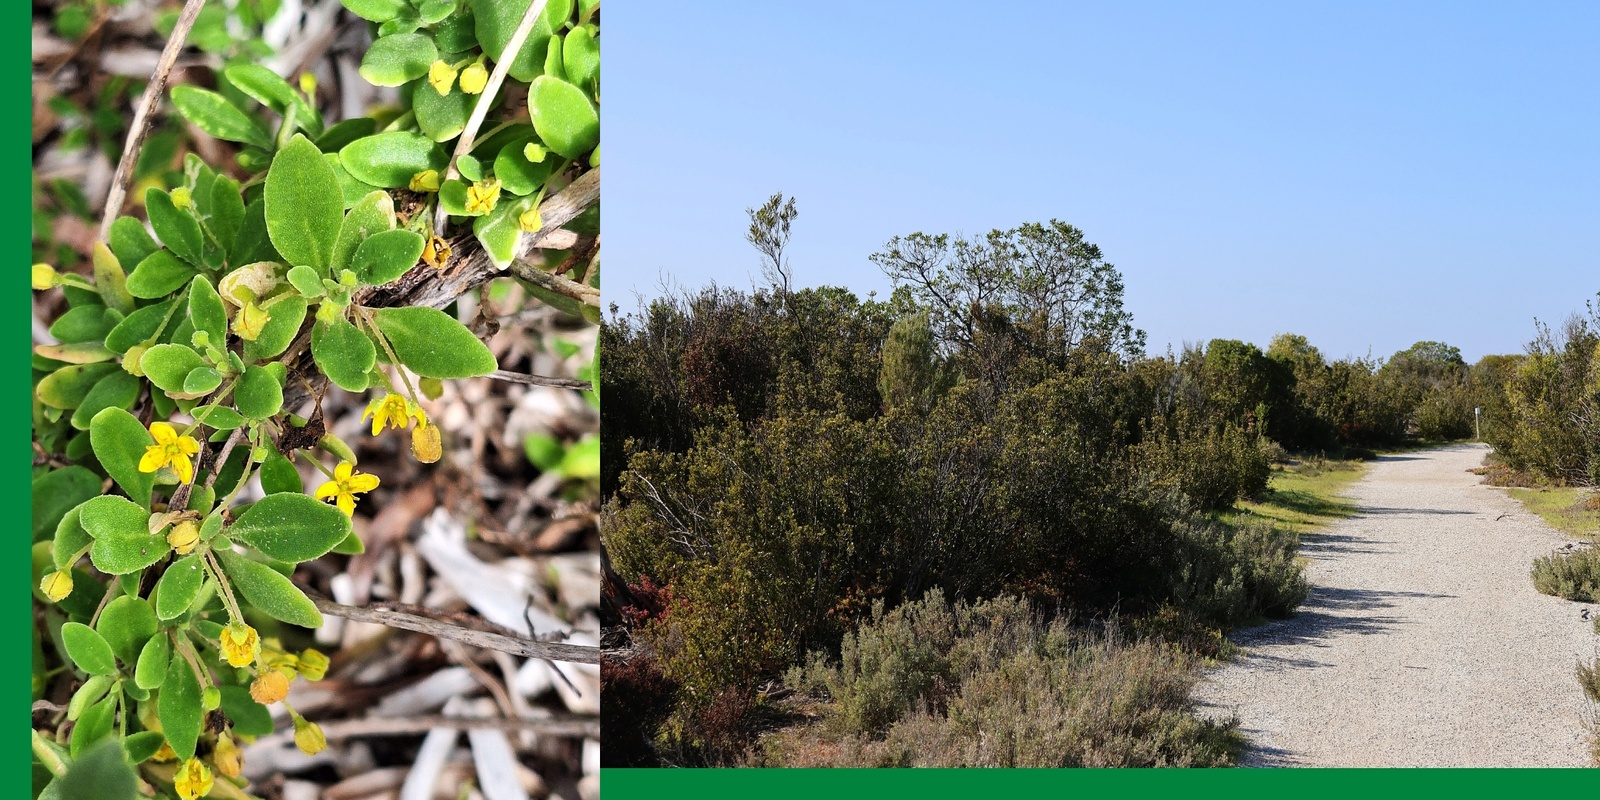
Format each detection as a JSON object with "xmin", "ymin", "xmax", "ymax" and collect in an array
[
  {"xmin": 338, "ymin": 132, "xmax": 449, "ymax": 188},
  {"xmin": 134, "ymin": 634, "xmax": 170, "ymax": 690},
  {"xmin": 472, "ymin": 0, "xmax": 571, "ymax": 82},
  {"xmin": 104, "ymin": 298, "xmax": 176, "ymax": 353},
  {"xmin": 341, "ymin": 0, "xmax": 409, "ymax": 23},
  {"xmin": 563, "ymin": 25, "xmax": 599, "ymax": 93},
  {"xmin": 352, "ymin": 229, "xmax": 425, "ymax": 286},
  {"xmin": 170, "ymin": 85, "xmax": 272, "ymax": 148},
  {"xmin": 242, "ymin": 294, "xmax": 309, "ymax": 363},
  {"xmin": 371, "ymin": 306, "xmax": 497, "ymax": 378},
  {"xmin": 154, "ymin": 554, "xmax": 205, "ymax": 621},
  {"xmin": 68, "ymin": 697, "xmax": 118, "ymax": 759},
  {"xmin": 192, "ymin": 404, "xmax": 246, "ymax": 431},
  {"xmin": 359, "ymin": 32, "xmax": 438, "ymax": 86},
  {"xmin": 235, "ymin": 364, "xmax": 284, "ymax": 420},
  {"xmin": 97, "ymin": 596, "xmax": 158, "ymax": 664},
  {"xmin": 126, "ymin": 250, "xmax": 198, "ymax": 299},
  {"xmin": 60, "ymin": 622, "xmax": 118, "ymax": 676},
  {"xmin": 123, "ymin": 730, "xmax": 166, "ymax": 764},
  {"xmin": 333, "ymin": 190, "xmax": 397, "ymax": 275},
  {"xmin": 33, "ymin": 467, "xmax": 102, "ymax": 542},
  {"xmin": 218, "ymin": 686, "xmax": 273, "ymax": 736},
  {"xmin": 260, "ymin": 449, "xmax": 303, "ymax": 495},
  {"xmin": 188, "ymin": 276, "xmax": 227, "ymax": 343},
  {"xmin": 414, "ymin": 82, "xmax": 472, "ymax": 142},
  {"xmin": 265, "ymin": 135, "xmax": 344, "ymax": 272},
  {"xmin": 37, "ymin": 363, "xmax": 120, "ymax": 410},
  {"xmin": 89, "ymin": 407, "xmax": 156, "ymax": 508},
  {"xmin": 494, "ymin": 136, "xmax": 555, "ymax": 196},
  {"xmin": 81, "ymin": 495, "xmax": 169, "ymax": 575},
  {"xmin": 71, "ymin": 371, "xmax": 141, "ymax": 431},
  {"xmin": 182, "ymin": 366, "xmax": 224, "ymax": 395},
  {"xmin": 61, "ymin": 738, "xmax": 139, "ymax": 798},
  {"xmin": 229, "ymin": 492, "xmax": 353, "ymax": 563},
  {"xmin": 312, "ymin": 313, "xmax": 376, "ymax": 392},
  {"xmin": 52, "ymin": 505, "xmax": 93, "ymax": 569},
  {"xmin": 49, "ymin": 305, "xmax": 119, "ymax": 344},
  {"xmin": 145, "ymin": 189, "xmax": 204, "ymax": 265},
  {"xmin": 530, "ymin": 75, "xmax": 599, "ymax": 159},
  {"xmin": 215, "ymin": 550, "xmax": 323, "ymax": 628},
  {"xmin": 158, "ymin": 651, "xmax": 202, "ymax": 760},
  {"xmin": 139, "ymin": 344, "xmax": 208, "ymax": 395}
]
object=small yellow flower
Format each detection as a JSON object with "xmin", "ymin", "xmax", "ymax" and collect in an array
[
  {"xmin": 40, "ymin": 570, "xmax": 73, "ymax": 602},
  {"xmin": 299, "ymin": 72, "xmax": 317, "ymax": 95},
  {"xmin": 249, "ymin": 668, "xmax": 290, "ymax": 705},
  {"xmin": 422, "ymin": 235, "xmax": 452, "ymax": 269},
  {"xmin": 297, "ymin": 648, "xmax": 330, "ymax": 681},
  {"xmin": 234, "ymin": 299, "xmax": 270, "ymax": 341},
  {"xmin": 167, "ymin": 521, "xmax": 200, "ymax": 555},
  {"xmin": 459, "ymin": 61, "xmax": 489, "ymax": 95},
  {"xmin": 362, "ymin": 394, "xmax": 423, "ymax": 436},
  {"xmin": 170, "ymin": 187, "xmax": 193, "ymax": 210},
  {"xmin": 518, "ymin": 205, "xmax": 542, "ymax": 233},
  {"xmin": 428, "ymin": 60, "xmax": 457, "ymax": 95},
  {"xmin": 409, "ymin": 169, "xmax": 441, "ymax": 193},
  {"xmin": 293, "ymin": 717, "xmax": 327, "ymax": 755},
  {"xmin": 140, "ymin": 422, "xmax": 201, "ymax": 484},
  {"xmin": 219, "ymin": 622, "xmax": 260, "ymax": 669},
  {"xmin": 213, "ymin": 732, "xmax": 243, "ymax": 778},
  {"xmin": 173, "ymin": 757, "xmax": 213, "ymax": 800},
  {"xmin": 31, "ymin": 263, "xmax": 59, "ymax": 290},
  {"xmin": 412, "ymin": 421, "xmax": 442, "ymax": 464},
  {"xmin": 465, "ymin": 179, "xmax": 501, "ymax": 215},
  {"xmin": 315, "ymin": 462, "xmax": 380, "ymax": 517}
]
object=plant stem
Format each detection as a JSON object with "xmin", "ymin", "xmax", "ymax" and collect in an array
[{"xmin": 434, "ymin": 0, "xmax": 550, "ymax": 235}]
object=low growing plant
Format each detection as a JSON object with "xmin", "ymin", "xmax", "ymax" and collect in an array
[{"xmin": 32, "ymin": 1, "xmax": 600, "ymax": 796}]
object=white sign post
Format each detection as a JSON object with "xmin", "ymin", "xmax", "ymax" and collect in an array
[{"xmin": 1475, "ymin": 407, "xmax": 1481, "ymax": 441}]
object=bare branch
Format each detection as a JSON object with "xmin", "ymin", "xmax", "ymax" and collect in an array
[
  {"xmin": 97, "ymin": 0, "xmax": 207, "ymax": 243},
  {"xmin": 488, "ymin": 370, "xmax": 592, "ymax": 390},
  {"xmin": 310, "ymin": 595, "xmax": 599, "ymax": 664}
]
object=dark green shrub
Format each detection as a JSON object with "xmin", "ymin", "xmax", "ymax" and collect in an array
[
  {"xmin": 1531, "ymin": 545, "xmax": 1600, "ymax": 602},
  {"xmin": 1171, "ymin": 516, "xmax": 1309, "ymax": 625}
]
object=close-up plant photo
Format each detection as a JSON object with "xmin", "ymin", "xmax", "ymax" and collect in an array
[{"xmin": 30, "ymin": 1, "xmax": 599, "ymax": 798}]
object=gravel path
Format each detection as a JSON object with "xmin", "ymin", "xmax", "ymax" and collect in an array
[{"xmin": 1195, "ymin": 444, "xmax": 1598, "ymax": 767}]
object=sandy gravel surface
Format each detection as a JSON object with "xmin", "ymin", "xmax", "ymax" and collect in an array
[{"xmin": 1195, "ymin": 444, "xmax": 1598, "ymax": 767}]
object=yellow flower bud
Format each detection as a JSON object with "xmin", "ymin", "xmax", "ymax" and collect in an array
[
  {"xmin": 409, "ymin": 169, "xmax": 441, "ymax": 193},
  {"xmin": 428, "ymin": 60, "xmax": 457, "ymax": 95},
  {"xmin": 170, "ymin": 187, "xmax": 193, "ymax": 210},
  {"xmin": 299, "ymin": 72, "xmax": 317, "ymax": 95},
  {"xmin": 249, "ymin": 668, "xmax": 290, "ymax": 705},
  {"xmin": 40, "ymin": 570, "xmax": 73, "ymax": 603},
  {"xmin": 293, "ymin": 717, "xmax": 327, "ymax": 755},
  {"xmin": 219, "ymin": 623, "xmax": 260, "ymax": 669},
  {"xmin": 297, "ymin": 648, "xmax": 330, "ymax": 681},
  {"xmin": 31, "ymin": 263, "xmax": 59, "ymax": 291},
  {"xmin": 465, "ymin": 179, "xmax": 501, "ymax": 215},
  {"xmin": 233, "ymin": 300, "xmax": 270, "ymax": 341},
  {"xmin": 523, "ymin": 143, "xmax": 547, "ymax": 163},
  {"xmin": 459, "ymin": 61, "xmax": 489, "ymax": 95},
  {"xmin": 518, "ymin": 205, "xmax": 542, "ymax": 233},
  {"xmin": 202, "ymin": 686, "xmax": 221, "ymax": 710},
  {"xmin": 167, "ymin": 521, "xmax": 200, "ymax": 555},
  {"xmin": 213, "ymin": 732, "xmax": 243, "ymax": 779},
  {"xmin": 422, "ymin": 235, "xmax": 451, "ymax": 269},
  {"xmin": 412, "ymin": 421, "xmax": 442, "ymax": 464},
  {"xmin": 173, "ymin": 757, "xmax": 213, "ymax": 800}
]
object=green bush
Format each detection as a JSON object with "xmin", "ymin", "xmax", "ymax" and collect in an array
[
  {"xmin": 785, "ymin": 592, "xmax": 1241, "ymax": 767},
  {"xmin": 1171, "ymin": 516, "xmax": 1309, "ymax": 625},
  {"xmin": 1531, "ymin": 545, "xmax": 1600, "ymax": 602}
]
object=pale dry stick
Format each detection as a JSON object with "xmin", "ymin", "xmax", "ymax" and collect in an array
[
  {"xmin": 434, "ymin": 0, "xmax": 551, "ymax": 236},
  {"xmin": 310, "ymin": 596, "xmax": 599, "ymax": 664},
  {"xmin": 253, "ymin": 714, "xmax": 599, "ymax": 745},
  {"xmin": 488, "ymin": 370, "xmax": 590, "ymax": 390},
  {"xmin": 508, "ymin": 260, "xmax": 599, "ymax": 307},
  {"xmin": 97, "ymin": 0, "xmax": 208, "ymax": 243}
]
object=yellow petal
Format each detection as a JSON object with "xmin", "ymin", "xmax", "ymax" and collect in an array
[
  {"xmin": 335, "ymin": 461, "xmax": 353, "ymax": 481},
  {"xmin": 177, "ymin": 435, "xmax": 200, "ymax": 456},
  {"xmin": 139, "ymin": 446, "xmax": 167, "ymax": 474},
  {"xmin": 171, "ymin": 452, "xmax": 194, "ymax": 484},
  {"xmin": 346, "ymin": 472, "xmax": 380, "ymax": 493},
  {"xmin": 150, "ymin": 422, "xmax": 177, "ymax": 445},
  {"xmin": 314, "ymin": 480, "xmax": 340, "ymax": 501},
  {"xmin": 336, "ymin": 494, "xmax": 356, "ymax": 516}
]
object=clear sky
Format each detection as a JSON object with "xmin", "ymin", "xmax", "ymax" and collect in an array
[{"xmin": 604, "ymin": 2, "xmax": 1598, "ymax": 363}]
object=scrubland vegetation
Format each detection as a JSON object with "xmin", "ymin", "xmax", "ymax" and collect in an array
[{"xmin": 599, "ymin": 198, "xmax": 1594, "ymax": 766}]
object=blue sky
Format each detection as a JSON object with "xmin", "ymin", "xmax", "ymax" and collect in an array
[{"xmin": 604, "ymin": 2, "xmax": 1598, "ymax": 362}]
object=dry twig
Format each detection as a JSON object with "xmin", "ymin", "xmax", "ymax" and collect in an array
[{"xmin": 311, "ymin": 595, "xmax": 599, "ymax": 664}]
